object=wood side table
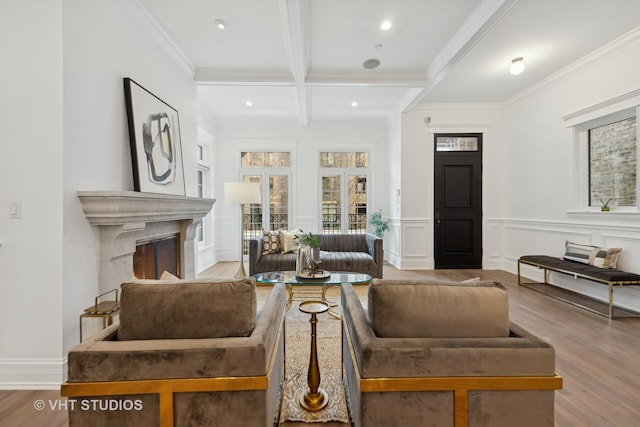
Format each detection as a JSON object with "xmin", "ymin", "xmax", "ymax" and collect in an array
[{"xmin": 79, "ymin": 289, "xmax": 120, "ymax": 342}]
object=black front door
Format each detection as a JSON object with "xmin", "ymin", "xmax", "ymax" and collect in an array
[{"xmin": 434, "ymin": 133, "xmax": 482, "ymax": 269}]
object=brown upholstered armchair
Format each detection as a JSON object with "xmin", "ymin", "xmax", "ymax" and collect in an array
[
  {"xmin": 62, "ymin": 277, "xmax": 286, "ymax": 427},
  {"xmin": 341, "ymin": 279, "xmax": 562, "ymax": 427}
]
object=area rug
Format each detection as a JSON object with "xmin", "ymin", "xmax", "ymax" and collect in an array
[{"xmin": 257, "ymin": 286, "xmax": 350, "ymax": 424}]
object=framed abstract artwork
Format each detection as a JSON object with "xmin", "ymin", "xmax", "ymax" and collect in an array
[{"xmin": 123, "ymin": 78, "xmax": 186, "ymax": 196}]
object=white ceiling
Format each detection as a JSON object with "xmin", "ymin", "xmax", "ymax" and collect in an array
[{"xmin": 138, "ymin": 0, "xmax": 640, "ymax": 126}]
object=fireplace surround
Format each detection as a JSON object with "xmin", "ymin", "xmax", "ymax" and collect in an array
[{"xmin": 78, "ymin": 191, "xmax": 215, "ymax": 292}]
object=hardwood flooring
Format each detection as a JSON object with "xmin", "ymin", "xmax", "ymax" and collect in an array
[{"xmin": 2, "ymin": 262, "xmax": 639, "ymax": 426}]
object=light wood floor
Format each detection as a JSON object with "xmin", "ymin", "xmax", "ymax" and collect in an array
[{"xmin": 3, "ymin": 262, "xmax": 639, "ymax": 426}]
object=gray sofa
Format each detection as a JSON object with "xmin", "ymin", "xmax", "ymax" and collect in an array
[
  {"xmin": 249, "ymin": 232, "xmax": 383, "ymax": 278},
  {"xmin": 62, "ymin": 277, "xmax": 286, "ymax": 427},
  {"xmin": 341, "ymin": 279, "xmax": 562, "ymax": 427}
]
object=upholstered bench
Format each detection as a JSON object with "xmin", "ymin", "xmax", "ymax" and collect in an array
[{"xmin": 518, "ymin": 255, "xmax": 640, "ymax": 319}]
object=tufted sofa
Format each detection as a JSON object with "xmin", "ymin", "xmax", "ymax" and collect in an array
[
  {"xmin": 341, "ymin": 279, "xmax": 562, "ymax": 427},
  {"xmin": 249, "ymin": 232, "xmax": 383, "ymax": 278},
  {"xmin": 62, "ymin": 277, "xmax": 286, "ymax": 427}
]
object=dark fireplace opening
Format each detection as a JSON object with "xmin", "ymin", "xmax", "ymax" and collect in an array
[{"xmin": 133, "ymin": 234, "xmax": 180, "ymax": 279}]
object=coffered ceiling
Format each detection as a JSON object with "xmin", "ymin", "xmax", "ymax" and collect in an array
[{"xmin": 137, "ymin": 0, "xmax": 640, "ymax": 126}]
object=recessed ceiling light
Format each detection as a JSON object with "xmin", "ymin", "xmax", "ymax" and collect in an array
[
  {"xmin": 351, "ymin": 101, "xmax": 358, "ymax": 107},
  {"xmin": 215, "ymin": 19, "xmax": 226, "ymax": 30},
  {"xmin": 509, "ymin": 57, "xmax": 525, "ymax": 75},
  {"xmin": 245, "ymin": 101, "xmax": 253, "ymax": 107},
  {"xmin": 380, "ymin": 21, "xmax": 392, "ymax": 31},
  {"xmin": 363, "ymin": 58, "xmax": 381, "ymax": 69}
]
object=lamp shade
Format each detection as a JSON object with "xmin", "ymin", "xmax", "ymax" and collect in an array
[{"xmin": 224, "ymin": 182, "xmax": 261, "ymax": 205}]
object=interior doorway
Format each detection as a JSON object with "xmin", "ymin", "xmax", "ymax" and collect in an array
[{"xmin": 433, "ymin": 133, "xmax": 483, "ymax": 269}]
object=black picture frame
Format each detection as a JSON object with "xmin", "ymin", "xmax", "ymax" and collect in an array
[{"xmin": 123, "ymin": 78, "xmax": 186, "ymax": 196}]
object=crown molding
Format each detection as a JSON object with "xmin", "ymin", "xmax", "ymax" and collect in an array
[
  {"xmin": 412, "ymin": 102, "xmax": 501, "ymax": 112},
  {"xmin": 127, "ymin": 0, "xmax": 195, "ymax": 79}
]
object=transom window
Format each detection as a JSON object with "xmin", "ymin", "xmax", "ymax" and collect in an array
[
  {"xmin": 241, "ymin": 152, "xmax": 290, "ymax": 168},
  {"xmin": 320, "ymin": 152, "xmax": 368, "ymax": 168}
]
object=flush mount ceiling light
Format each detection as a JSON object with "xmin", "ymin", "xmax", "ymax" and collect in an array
[
  {"xmin": 351, "ymin": 101, "xmax": 358, "ymax": 107},
  {"xmin": 380, "ymin": 21, "xmax": 392, "ymax": 31},
  {"xmin": 215, "ymin": 19, "xmax": 226, "ymax": 30},
  {"xmin": 245, "ymin": 101, "xmax": 253, "ymax": 107},
  {"xmin": 509, "ymin": 57, "xmax": 525, "ymax": 75},
  {"xmin": 363, "ymin": 58, "xmax": 381, "ymax": 69}
]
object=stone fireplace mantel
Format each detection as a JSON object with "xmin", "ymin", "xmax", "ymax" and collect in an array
[{"xmin": 78, "ymin": 191, "xmax": 215, "ymax": 292}]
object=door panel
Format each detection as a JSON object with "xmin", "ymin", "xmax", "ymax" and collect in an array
[
  {"xmin": 443, "ymin": 165, "xmax": 473, "ymax": 208},
  {"xmin": 434, "ymin": 133, "xmax": 482, "ymax": 269}
]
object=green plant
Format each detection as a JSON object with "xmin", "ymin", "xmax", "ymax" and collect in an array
[
  {"xmin": 370, "ymin": 210, "xmax": 390, "ymax": 238},
  {"xmin": 600, "ymin": 198, "xmax": 612, "ymax": 212},
  {"xmin": 293, "ymin": 229, "xmax": 320, "ymax": 248}
]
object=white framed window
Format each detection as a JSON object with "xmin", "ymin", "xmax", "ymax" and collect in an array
[
  {"xmin": 565, "ymin": 91, "xmax": 640, "ymax": 214},
  {"xmin": 588, "ymin": 117, "xmax": 636, "ymax": 208}
]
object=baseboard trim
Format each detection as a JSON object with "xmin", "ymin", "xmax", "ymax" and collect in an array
[{"xmin": 0, "ymin": 358, "xmax": 66, "ymax": 389}]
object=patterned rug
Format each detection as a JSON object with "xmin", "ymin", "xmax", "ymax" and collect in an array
[{"xmin": 257, "ymin": 286, "xmax": 349, "ymax": 424}]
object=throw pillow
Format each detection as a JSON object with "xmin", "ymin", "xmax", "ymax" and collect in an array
[
  {"xmin": 563, "ymin": 241, "xmax": 597, "ymax": 264},
  {"xmin": 262, "ymin": 229, "xmax": 281, "ymax": 254},
  {"xmin": 160, "ymin": 270, "xmax": 179, "ymax": 280},
  {"xmin": 589, "ymin": 247, "xmax": 622, "ymax": 269},
  {"xmin": 280, "ymin": 229, "xmax": 301, "ymax": 253}
]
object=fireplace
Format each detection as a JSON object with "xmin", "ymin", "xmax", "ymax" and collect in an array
[
  {"xmin": 78, "ymin": 191, "xmax": 215, "ymax": 292},
  {"xmin": 134, "ymin": 234, "xmax": 180, "ymax": 279}
]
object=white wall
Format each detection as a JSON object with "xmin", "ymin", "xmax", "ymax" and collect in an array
[
  {"xmin": 0, "ymin": 0, "xmax": 199, "ymax": 388},
  {"xmin": 62, "ymin": 0, "xmax": 198, "ymax": 355},
  {"xmin": 210, "ymin": 118, "xmax": 388, "ymax": 263},
  {"xmin": 0, "ymin": 0, "xmax": 64, "ymax": 388},
  {"xmin": 500, "ymin": 31, "xmax": 640, "ymax": 310},
  {"xmin": 393, "ymin": 105, "xmax": 504, "ymax": 270}
]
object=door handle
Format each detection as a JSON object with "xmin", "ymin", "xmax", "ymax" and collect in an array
[{"xmin": 435, "ymin": 212, "xmax": 441, "ymax": 225}]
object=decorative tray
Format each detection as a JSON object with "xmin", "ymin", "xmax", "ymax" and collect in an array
[{"xmin": 296, "ymin": 269, "xmax": 331, "ymax": 280}]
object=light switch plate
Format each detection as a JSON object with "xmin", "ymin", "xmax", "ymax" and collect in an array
[{"xmin": 10, "ymin": 201, "xmax": 21, "ymax": 219}]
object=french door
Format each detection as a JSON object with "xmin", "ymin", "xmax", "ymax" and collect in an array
[
  {"xmin": 241, "ymin": 173, "xmax": 290, "ymax": 252},
  {"xmin": 320, "ymin": 173, "xmax": 368, "ymax": 234}
]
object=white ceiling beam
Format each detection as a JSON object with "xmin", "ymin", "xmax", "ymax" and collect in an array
[
  {"xmin": 306, "ymin": 70, "xmax": 428, "ymax": 87},
  {"xmin": 194, "ymin": 69, "xmax": 294, "ymax": 85},
  {"xmin": 403, "ymin": 0, "xmax": 520, "ymax": 112},
  {"xmin": 279, "ymin": 0, "xmax": 310, "ymax": 127}
]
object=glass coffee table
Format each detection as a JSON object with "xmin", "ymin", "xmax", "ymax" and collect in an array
[{"xmin": 253, "ymin": 271, "xmax": 372, "ymax": 318}]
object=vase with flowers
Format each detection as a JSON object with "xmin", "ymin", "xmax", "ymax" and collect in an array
[{"xmin": 294, "ymin": 230, "xmax": 321, "ymax": 276}]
